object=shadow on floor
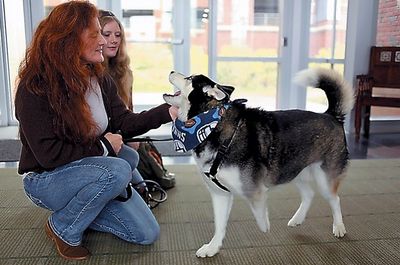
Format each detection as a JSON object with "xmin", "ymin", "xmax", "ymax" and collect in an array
[{"xmin": 346, "ymin": 132, "xmax": 400, "ymax": 159}]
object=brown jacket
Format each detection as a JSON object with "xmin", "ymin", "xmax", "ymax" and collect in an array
[{"xmin": 15, "ymin": 74, "xmax": 171, "ymax": 174}]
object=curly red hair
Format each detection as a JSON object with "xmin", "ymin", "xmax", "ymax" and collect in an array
[{"xmin": 17, "ymin": 1, "xmax": 104, "ymax": 143}]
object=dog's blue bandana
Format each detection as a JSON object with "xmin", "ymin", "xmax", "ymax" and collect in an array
[{"xmin": 172, "ymin": 105, "xmax": 230, "ymax": 152}]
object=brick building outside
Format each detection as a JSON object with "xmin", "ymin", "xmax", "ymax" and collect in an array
[{"xmin": 376, "ymin": 0, "xmax": 400, "ymax": 46}]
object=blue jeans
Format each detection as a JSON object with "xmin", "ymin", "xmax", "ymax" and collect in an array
[{"xmin": 23, "ymin": 145, "xmax": 159, "ymax": 246}]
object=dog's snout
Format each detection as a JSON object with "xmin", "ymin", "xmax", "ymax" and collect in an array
[{"xmin": 170, "ymin": 71, "xmax": 175, "ymax": 74}]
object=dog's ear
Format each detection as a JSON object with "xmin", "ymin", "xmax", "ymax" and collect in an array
[
  {"xmin": 218, "ymin": 85, "xmax": 234, "ymax": 97},
  {"xmin": 203, "ymin": 85, "xmax": 227, "ymax": 100}
]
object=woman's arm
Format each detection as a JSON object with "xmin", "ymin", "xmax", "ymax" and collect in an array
[{"xmin": 101, "ymin": 75, "xmax": 172, "ymax": 138}]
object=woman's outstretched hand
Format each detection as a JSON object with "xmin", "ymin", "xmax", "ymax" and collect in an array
[{"xmin": 169, "ymin": 106, "xmax": 179, "ymax": 121}]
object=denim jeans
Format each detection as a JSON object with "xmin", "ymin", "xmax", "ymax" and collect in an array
[{"xmin": 23, "ymin": 144, "xmax": 159, "ymax": 246}]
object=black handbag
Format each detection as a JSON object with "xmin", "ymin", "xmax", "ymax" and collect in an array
[
  {"xmin": 115, "ymin": 137, "xmax": 174, "ymax": 209},
  {"xmin": 114, "ymin": 180, "xmax": 167, "ymax": 209}
]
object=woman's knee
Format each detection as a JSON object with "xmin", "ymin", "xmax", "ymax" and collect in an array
[
  {"xmin": 100, "ymin": 157, "xmax": 132, "ymax": 191},
  {"xmin": 119, "ymin": 145, "xmax": 140, "ymax": 169},
  {"xmin": 130, "ymin": 149, "xmax": 140, "ymax": 168},
  {"xmin": 134, "ymin": 221, "xmax": 160, "ymax": 245}
]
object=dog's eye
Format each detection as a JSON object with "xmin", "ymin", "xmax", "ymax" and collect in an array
[{"xmin": 185, "ymin": 76, "xmax": 193, "ymax": 81}]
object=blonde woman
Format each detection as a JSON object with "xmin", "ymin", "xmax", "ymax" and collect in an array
[
  {"xmin": 99, "ymin": 10, "xmax": 176, "ymax": 190},
  {"xmin": 99, "ymin": 10, "xmax": 133, "ymax": 110}
]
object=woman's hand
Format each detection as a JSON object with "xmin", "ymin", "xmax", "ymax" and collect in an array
[
  {"xmin": 128, "ymin": 142, "xmax": 140, "ymax": 150},
  {"xmin": 169, "ymin": 106, "xmax": 179, "ymax": 120},
  {"xmin": 104, "ymin": 132, "xmax": 123, "ymax": 154}
]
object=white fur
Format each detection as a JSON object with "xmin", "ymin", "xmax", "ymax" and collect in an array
[
  {"xmin": 294, "ymin": 68, "xmax": 354, "ymax": 114},
  {"xmin": 311, "ymin": 163, "xmax": 346, "ymax": 237},
  {"xmin": 193, "ymin": 151, "xmax": 235, "ymax": 257},
  {"xmin": 196, "ymin": 190, "xmax": 233, "ymax": 257},
  {"xmin": 203, "ymin": 85, "xmax": 227, "ymax": 100},
  {"xmin": 164, "ymin": 72, "xmax": 193, "ymax": 121},
  {"xmin": 287, "ymin": 162, "xmax": 346, "ymax": 237},
  {"xmin": 287, "ymin": 166, "xmax": 314, "ymax": 226},
  {"xmin": 194, "ymin": 162, "xmax": 271, "ymax": 257},
  {"xmin": 248, "ymin": 185, "xmax": 270, "ymax": 232},
  {"xmin": 168, "ymin": 71, "xmax": 187, "ymax": 90}
]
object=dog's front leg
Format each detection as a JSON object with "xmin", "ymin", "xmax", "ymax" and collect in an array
[
  {"xmin": 249, "ymin": 187, "xmax": 270, "ymax": 232},
  {"xmin": 196, "ymin": 190, "xmax": 233, "ymax": 258}
]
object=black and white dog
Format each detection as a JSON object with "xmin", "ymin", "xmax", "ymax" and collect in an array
[{"xmin": 163, "ymin": 68, "xmax": 354, "ymax": 257}]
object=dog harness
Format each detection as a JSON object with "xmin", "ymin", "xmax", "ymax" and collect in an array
[
  {"xmin": 172, "ymin": 99, "xmax": 246, "ymax": 192},
  {"xmin": 204, "ymin": 117, "xmax": 244, "ymax": 192},
  {"xmin": 172, "ymin": 104, "xmax": 231, "ymax": 152}
]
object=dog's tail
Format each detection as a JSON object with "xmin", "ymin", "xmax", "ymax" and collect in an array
[{"xmin": 294, "ymin": 68, "xmax": 354, "ymax": 120}]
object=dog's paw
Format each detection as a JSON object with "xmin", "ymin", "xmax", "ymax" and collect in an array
[
  {"xmin": 196, "ymin": 243, "xmax": 220, "ymax": 258},
  {"xmin": 287, "ymin": 216, "xmax": 304, "ymax": 227},
  {"xmin": 333, "ymin": 223, "xmax": 346, "ymax": 238}
]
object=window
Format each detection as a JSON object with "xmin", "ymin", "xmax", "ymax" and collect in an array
[
  {"xmin": 211, "ymin": 0, "xmax": 281, "ymax": 109},
  {"xmin": 307, "ymin": 0, "xmax": 348, "ymax": 112},
  {"xmin": 0, "ymin": 0, "xmax": 27, "ymax": 125},
  {"xmin": 254, "ymin": 0, "xmax": 279, "ymax": 26},
  {"xmin": 371, "ymin": 0, "xmax": 400, "ymax": 120},
  {"xmin": 120, "ymin": 0, "xmax": 174, "ymax": 106}
]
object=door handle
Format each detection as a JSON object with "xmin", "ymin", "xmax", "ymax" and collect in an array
[
  {"xmin": 170, "ymin": 38, "xmax": 184, "ymax": 45},
  {"xmin": 128, "ymin": 39, "xmax": 184, "ymax": 45},
  {"xmin": 282, "ymin": 37, "xmax": 288, "ymax": 47}
]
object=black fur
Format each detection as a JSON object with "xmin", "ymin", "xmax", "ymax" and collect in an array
[
  {"xmin": 165, "ymin": 70, "xmax": 351, "ymax": 256},
  {"xmin": 191, "ymin": 75, "xmax": 349, "ymax": 187}
]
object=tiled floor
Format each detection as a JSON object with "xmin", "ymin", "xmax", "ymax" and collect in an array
[
  {"xmin": 1, "ymin": 127, "xmax": 399, "ymax": 264},
  {"xmin": 1, "ymin": 158, "xmax": 400, "ymax": 264}
]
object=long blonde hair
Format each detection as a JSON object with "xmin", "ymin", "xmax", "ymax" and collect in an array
[{"xmin": 99, "ymin": 12, "xmax": 133, "ymax": 109}]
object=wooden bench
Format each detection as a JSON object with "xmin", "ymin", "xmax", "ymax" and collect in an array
[{"xmin": 354, "ymin": 46, "xmax": 400, "ymax": 141}]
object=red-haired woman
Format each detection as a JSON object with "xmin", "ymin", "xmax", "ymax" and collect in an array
[{"xmin": 15, "ymin": 1, "xmax": 177, "ymax": 260}]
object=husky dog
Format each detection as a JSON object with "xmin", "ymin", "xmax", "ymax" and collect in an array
[{"xmin": 163, "ymin": 68, "xmax": 354, "ymax": 258}]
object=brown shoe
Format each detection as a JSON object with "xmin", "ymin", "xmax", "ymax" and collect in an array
[{"xmin": 45, "ymin": 221, "xmax": 90, "ymax": 260}]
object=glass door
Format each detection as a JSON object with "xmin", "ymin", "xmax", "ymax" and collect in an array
[
  {"xmin": 0, "ymin": 0, "xmax": 27, "ymax": 126},
  {"xmin": 119, "ymin": 0, "xmax": 176, "ymax": 109},
  {"xmin": 199, "ymin": 0, "xmax": 282, "ymax": 110},
  {"xmin": 0, "ymin": 0, "xmax": 350, "ymax": 127},
  {"xmin": 196, "ymin": 0, "xmax": 349, "ymax": 112},
  {"xmin": 306, "ymin": 0, "xmax": 348, "ymax": 112}
]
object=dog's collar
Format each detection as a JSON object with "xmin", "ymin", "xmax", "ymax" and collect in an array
[{"xmin": 171, "ymin": 104, "xmax": 231, "ymax": 152}]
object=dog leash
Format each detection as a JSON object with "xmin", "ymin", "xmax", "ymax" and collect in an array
[{"xmin": 123, "ymin": 137, "xmax": 173, "ymax": 143}]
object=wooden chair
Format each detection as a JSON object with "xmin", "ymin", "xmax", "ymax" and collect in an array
[{"xmin": 354, "ymin": 46, "xmax": 400, "ymax": 141}]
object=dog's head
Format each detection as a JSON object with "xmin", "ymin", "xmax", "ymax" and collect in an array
[{"xmin": 163, "ymin": 71, "xmax": 234, "ymax": 121}]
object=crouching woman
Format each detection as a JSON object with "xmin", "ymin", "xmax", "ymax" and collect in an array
[{"xmin": 14, "ymin": 1, "xmax": 177, "ymax": 260}]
